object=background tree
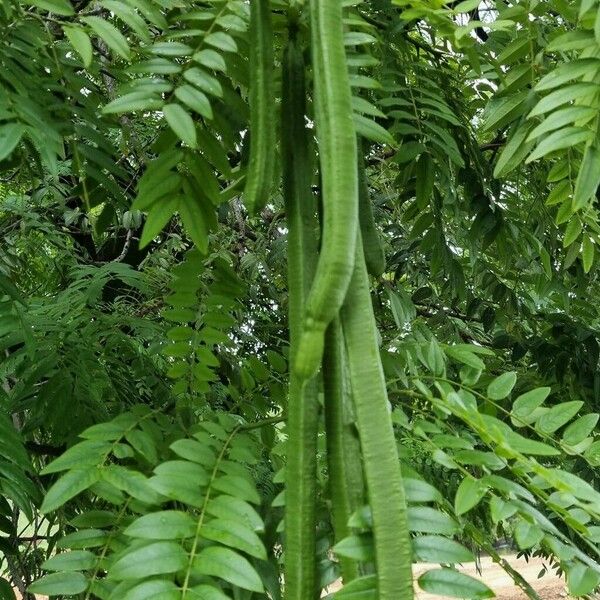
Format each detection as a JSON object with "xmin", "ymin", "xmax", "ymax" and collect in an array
[{"xmin": 3, "ymin": 0, "xmax": 600, "ymax": 598}]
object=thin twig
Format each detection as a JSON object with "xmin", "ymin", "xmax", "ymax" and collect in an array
[{"xmin": 112, "ymin": 229, "xmax": 133, "ymax": 263}]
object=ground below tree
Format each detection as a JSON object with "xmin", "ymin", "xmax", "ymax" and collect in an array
[{"xmin": 323, "ymin": 555, "xmax": 571, "ymax": 599}]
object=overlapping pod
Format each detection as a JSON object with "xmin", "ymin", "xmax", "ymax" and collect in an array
[
  {"xmin": 282, "ymin": 29, "xmax": 320, "ymax": 600},
  {"xmin": 341, "ymin": 233, "xmax": 414, "ymax": 599},
  {"xmin": 243, "ymin": 0, "xmax": 276, "ymax": 214},
  {"xmin": 323, "ymin": 318, "xmax": 364, "ymax": 584},
  {"xmin": 293, "ymin": 0, "xmax": 359, "ymax": 381},
  {"xmin": 282, "ymin": 32, "xmax": 317, "ymax": 346}
]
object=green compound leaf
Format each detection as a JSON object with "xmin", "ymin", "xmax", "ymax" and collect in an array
[
  {"xmin": 454, "ymin": 476, "xmax": 488, "ymax": 516},
  {"xmin": 412, "ymin": 536, "xmax": 474, "ymax": 563},
  {"xmin": 82, "ymin": 16, "xmax": 130, "ymax": 59},
  {"xmin": 418, "ymin": 569, "xmax": 494, "ymax": 599},
  {"xmin": 192, "ymin": 546, "xmax": 264, "ymax": 593},
  {"xmin": 110, "ymin": 541, "xmax": 188, "ymax": 579},
  {"xmin": 28, "ymin": 572, "xmax": 88, "ymax": 596},
  {"xmin": 163, "ymin": 103, "xmax": 197, "ymax": 148},
  {"xmin": 41, "ymin": 468, "xmax": 101, "ymax": 513},
  {"xmin": 487, "ymin": 371, "xmax": 517, "ymax": 400},
  {"xmin": 63, "ymin": 25, "xmax": 93, "ymax": 67},
  {"xmin": 124, "ymin": 511, "xmax": 196, "ymax": 539}
]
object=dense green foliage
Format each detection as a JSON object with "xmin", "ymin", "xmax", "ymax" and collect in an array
[{"xmin": 3, "ymin": 0, "xmax": 600, "ymax": 598}]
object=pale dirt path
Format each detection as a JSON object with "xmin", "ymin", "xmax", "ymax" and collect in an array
[
  {"xmin": 324, "ymin": 555, "xmax": 572, "ymax": 599},
  {"xmin": 414, "ymin": 555, "xmax": 570, "ymax": 600}
]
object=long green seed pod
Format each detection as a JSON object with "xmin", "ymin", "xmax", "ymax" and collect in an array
[
  {"xmin": 293, "ymin": 0, "xmax": 359, "ymax": 381},
  {"xmin": 340, "ymin": 234, "xmax": 414, "ymax": 600},
  {"xmin": 358, "ymin": 139, "xmax": 386, "ymax": 277},
  {"xmin": 323, "ymin": 318, "xmax": 365, "ymax": 584},
  {"xmin": 282, "ymin": 31, "xmax": 320, "ymax": 600},
  {"xmin": 243, "ymin": 0, "xmax": 275, "ymax": 214},
  {"xmin": 282, "ymin": 35, "xmax": 317, "ymax": 345}
]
